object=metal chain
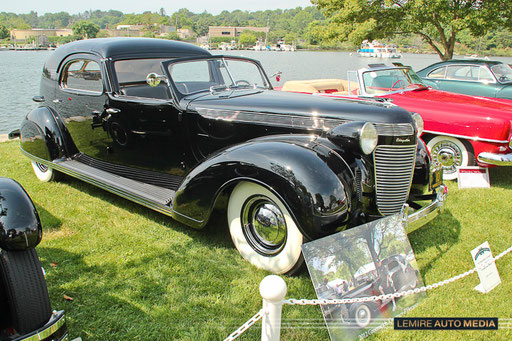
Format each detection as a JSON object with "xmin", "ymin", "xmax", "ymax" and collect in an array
[
  {"xmin": 224, "ymin": 309, "xmax": 264, "ymax": 341},
  {"xmin": 224, "ymin": 245, "xmax": 512, "ymax": 339},
  {"xmin": 285, "ymin": 245, "xmax": 512, "ymax": 306}
]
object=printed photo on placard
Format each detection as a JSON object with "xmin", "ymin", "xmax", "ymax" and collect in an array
[{"xmin": 302, "ymin": 214, "xmax": 425, "ymax": 340}]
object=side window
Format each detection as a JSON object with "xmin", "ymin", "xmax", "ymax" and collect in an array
[
  {"xmin": 61, "ymin": 59, "xmax": 103, "ymax": 93},
  {"xmin": 478, "ymin": 67, "xmax": 494, "ymax": 82},
  {"xmin": 427, "ymin": 66, "xmax": 446, "ymax": 79},
  {"xmin": 446, "ymin": 65, "xmax": 480, "ymax": 81},
  {"xmin": 171, "ymin": 60, "xmax": 211, "ymax": 83}
]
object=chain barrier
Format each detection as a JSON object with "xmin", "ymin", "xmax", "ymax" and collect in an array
[
  {"xmin": 224, "ymin": 309, "xmax": 264, "ymax": 341},
  {"xmin": 285, "ymin": 244, "xmax": 512, "ymax": 307},
  {"xmin": 225, "ymin": 244, "xmax": 512, "ymax": 339}
]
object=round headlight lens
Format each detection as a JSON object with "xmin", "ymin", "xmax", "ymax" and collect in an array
[
  {"xmin": 412, "ymin": 113, "xmax": 424, "ymax": 137},
  {"xmin": 360, "ymin": 123, "xmax": 378, "ymax": 155}
]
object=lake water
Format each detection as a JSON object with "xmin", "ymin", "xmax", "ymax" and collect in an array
[{"xmin": 1, "ymin": 49, "xmax": 512, "ymax": 134}]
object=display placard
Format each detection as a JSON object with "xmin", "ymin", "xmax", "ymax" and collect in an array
[
  {"xmin": 457, "ymin": 167, "xmax": 490, "ymax": 189},
  {"xmin": 302, "ymin": 214, "xmax": 425, "ymax": 340},
  {"xmin": 471, "ymin": 241, "xmax": 501, "ymax": 293}
]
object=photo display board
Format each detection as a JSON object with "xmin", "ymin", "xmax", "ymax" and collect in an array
[{"xmin": 302, "ymin": 214, "xmax": 426, "ymax": 340}]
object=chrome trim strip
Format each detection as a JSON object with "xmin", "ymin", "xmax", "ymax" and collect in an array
[
  {"xmin": 196, "ymin": 107, "xmax": 414, "ymax": 136},
  {"xmin": 195, "ymin": 107, "xmax": 344, "ymax": 131},
  {"xmin": 19, "ymin": 310, "xmax": 67, "ymax": 341},
  {"xmin": 406, "ymin": 184, "xmax": 447, "ymax": 233},
  {"xmin": 423, "ymin": 130, "xmax": 509, "ymax": 144},
  {"xmin": 477, "ymin": 152, "xmax": 512, "ymax": 166}
]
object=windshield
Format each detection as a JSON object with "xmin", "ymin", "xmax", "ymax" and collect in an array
[
  {"xmin": 361, "ymin": 67, "xmax": 426, "ymax": 95},
  {"xmin": 168, "ymin": 57, "xmax": 271, "ymax": 95},
  {"xmin": 491, "ymin": 63, "xmax": 512, "ymax": 83}
]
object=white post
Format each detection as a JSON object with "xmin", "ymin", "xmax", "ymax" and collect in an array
[{"xmin": 259, "ymin": 275, "xmax": 287, "ymax": 341}]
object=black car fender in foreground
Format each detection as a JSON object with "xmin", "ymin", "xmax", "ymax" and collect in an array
[{"xmin": 0, "ymin": 177, "xmax": 68, "ymax": 341}]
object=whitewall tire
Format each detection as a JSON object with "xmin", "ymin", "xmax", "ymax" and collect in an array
[
  {"xmin": 426, "ymin": 136, "xmax": 474, "ymax": 181},
  {"xmin": 227, "ymin": 181, "xmax": 304, "ymax": 275},
  {"xmin": 31, "ymin": 161, "xmax": 56, "ymax": 182}
]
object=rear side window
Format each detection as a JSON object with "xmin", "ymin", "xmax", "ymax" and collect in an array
[
  {"xmin": 61, "ymin": 59, "xmax": 103, "ymax": 93},
  {"xmin": 426, "ymin": 66, "xmax": 446, "ymax": 79}
]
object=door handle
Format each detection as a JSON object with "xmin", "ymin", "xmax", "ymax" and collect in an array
[
  {"xmin": 52, "ymin": 99, "xmax": 62, "ymax": 103},
  {"xmin": 106, "ymin": 108, "xmax": 121, "ymax": 114}
]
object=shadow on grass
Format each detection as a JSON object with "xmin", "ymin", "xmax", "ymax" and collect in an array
[
  {"xmin": 489, "ymin": 167, "xmax": 512, "ymax": 189},
  {"xmin": 38, "ymin": 245, "xmax": 264, "ymax": 340},
  {"xmin": 408, "ymin": 208, "xmax": 461, "ymax": 278},
  {"xmin": 53, "ymin": 173, "xmax": 235, "ymax": 249},
  {"xmin": 34, "ymin": 204, "xmax": 63, "ymax": 230}
]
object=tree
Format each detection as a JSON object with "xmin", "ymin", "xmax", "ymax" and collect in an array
[
  {"xmin": 72, "ymin": 21, "xmax": 100, "ymax": 39},
  {"xmin": 239, "ymin": 31, "xmax": 257, "ymax": 48},
  {"xmin": 0, "ymin": 24, "xmax": 9, "ymax": 39},
  {"xmin": 313, "ymin": 0, "xmax": 512, "ymax": 60}
]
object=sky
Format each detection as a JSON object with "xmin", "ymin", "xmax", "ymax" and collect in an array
[{"xmin": 2, "ymin": 0, "xmax": 314, "ymax": 15}]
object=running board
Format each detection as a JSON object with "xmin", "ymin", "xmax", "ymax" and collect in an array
[{"xmin": 53, "ymin": 159, "xmax": 176, "ymax": 215}]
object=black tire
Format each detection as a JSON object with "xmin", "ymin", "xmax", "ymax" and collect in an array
[
  {"xmin": 0, "ymin": 249, "xmax": 52, "ymax": 334},
  {"xmin": 349, "ymin": 302, "xmax": 379, "ymax": 328}
]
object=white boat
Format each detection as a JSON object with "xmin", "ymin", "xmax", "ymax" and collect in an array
[
  {"xmin": 219, "ymin": 40, "xmax": 237, "ymax": 51},
  {"xmin": 357, "ymin": 40, "xmax": 401, "ymax": 58}
]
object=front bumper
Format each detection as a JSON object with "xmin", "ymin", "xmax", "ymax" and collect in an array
[
  {"xmin": 11, "ymin": 310, "xmax": 67, "ymax": 341},
  {"xmin": 405, "ymin": 184, "xmax": 447, "ymax": 234},
  {"xmin": 477, "ymin": 152, "xmax": 512, "ymax": 166}
]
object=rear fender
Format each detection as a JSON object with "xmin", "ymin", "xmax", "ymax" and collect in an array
[
  {"xmin": 20, "ymin": 106, "xmax": 78, "ymax": 161},
  {"xmin": 172, "ymin": 138, "xmax": 355, "ymax": 240},
  {"xmin": 0, "ymin": 178, "xmax": 42, "ymax": 251}
]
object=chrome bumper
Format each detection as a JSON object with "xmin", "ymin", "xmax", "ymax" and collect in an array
[
  {"xmin": 477, "ymin": 152, "xmax": 512, "ymax": 166},
  {"xmin": 14, "ymin": 310, "xmax": 68, "ymax": 341},
  {"xmin": 405, "ymin": 184, "xmax": 447, "ymax": 234}
]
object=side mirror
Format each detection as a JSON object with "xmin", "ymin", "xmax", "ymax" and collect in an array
[{"xmin": 146, "ymin": 73, "xmax": 166, "ymax": 87}]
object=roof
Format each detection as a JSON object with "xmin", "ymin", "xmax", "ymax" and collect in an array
[
  {"xmin": 45, "ymin": 38, "xmax": 212, "ymax": 71},
  {"xmin": 420, "ymin": 59, "xmax": 504, "ymax": 72}
]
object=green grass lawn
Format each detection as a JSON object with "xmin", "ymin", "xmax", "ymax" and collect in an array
[{"xmin": 1, "ymin": 140, "xmax": 511, "ymax": 340}]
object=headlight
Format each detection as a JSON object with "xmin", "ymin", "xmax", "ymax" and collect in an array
[
  {"xmin": 360, "ymin": 123, "xmax": 378, "ymax": 155},
  {"xmin": 412, "ymin": 113, "xmax": 424, "ymax": 137}
]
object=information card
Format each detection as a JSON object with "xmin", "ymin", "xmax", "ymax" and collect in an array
[{"xmin": 471, "ymin": 241, "xmax": 501, "ymax": 293}]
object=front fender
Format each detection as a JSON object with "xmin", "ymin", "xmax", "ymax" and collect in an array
[
  {"xmin": 172, "ymin": 138, "xmax": 354, "ymax": 240},
  {"xmin": 20, "ymin": 106, "xmax": 78, "ymax": 161}
]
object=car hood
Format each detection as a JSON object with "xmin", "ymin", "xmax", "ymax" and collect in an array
[
  {"xmin": 383, "ymin": 88, "xmax": 512, "ymax": 140},
  {"xmin": 186, "ymin": 89, "xmax": 415, "ymax": 125}
]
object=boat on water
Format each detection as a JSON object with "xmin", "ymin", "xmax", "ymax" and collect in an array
[{"xmin": 357, "ymin": 40, "xmax": 401, "ymax": 58}]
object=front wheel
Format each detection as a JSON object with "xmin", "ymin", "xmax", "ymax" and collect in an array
[
  {"xmin": 349, "ymin": 302, "xmax": 377, "ymax": 328},
  {"xmin": 227, "ymin": 182, "xmax": 304, "ymax": 275},
  {"xmin": 31, "ymin": 161, "xmax": 57, "ymax": 182},
  {"xmin": 426, "ymin": 136, "xmax": 475, "ymax": 180}
]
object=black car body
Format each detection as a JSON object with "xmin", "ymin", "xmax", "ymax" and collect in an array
[
  {"xmin": 0, "ymin": 177, "xmax": 67, "ymax": 341},
  {"xmin": 18, "ymin": 38, "xmax": 446, "ymax": 275}
]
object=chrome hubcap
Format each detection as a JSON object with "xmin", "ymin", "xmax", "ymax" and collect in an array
[
  {"xmin": 431, "ymin": 141, "xmax": 462, "ymax": 174},
  {"xmin": 242, "ymin": 196, "xmax": 287, "ymax": 256}
]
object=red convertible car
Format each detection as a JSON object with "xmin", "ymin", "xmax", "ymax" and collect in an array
[{"xmin": 281, "ymin": 64, "xmax": 512, "ymax": 180}]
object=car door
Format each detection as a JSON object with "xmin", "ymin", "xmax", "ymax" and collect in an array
[
  {"xmin": 102, "ymin": 58, "xmax": 188, "ymax": 174},
  {"xmin": 435, "ymin": 64, "xmax": 498, "ymax": 97},
  {"xmin": 54, "ymin": 55, "xmax": 111, "ymax": 158}
]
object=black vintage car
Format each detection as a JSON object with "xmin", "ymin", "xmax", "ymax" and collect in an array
[
  {"xmin": 17, "ymin": 38, "xmax": 446, "ymax": 275},
  {"xmin": 0, "ymin": 178, "xmax": 67, "ymax": 340}
]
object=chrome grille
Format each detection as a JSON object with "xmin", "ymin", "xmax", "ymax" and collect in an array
[
  {"xmin": 374, "ymin": 123, "xmax": 414, "ymax": 136},
  {"xmin": 374, "ymin": 145, "xmax": 416, "ymax": 215}
]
